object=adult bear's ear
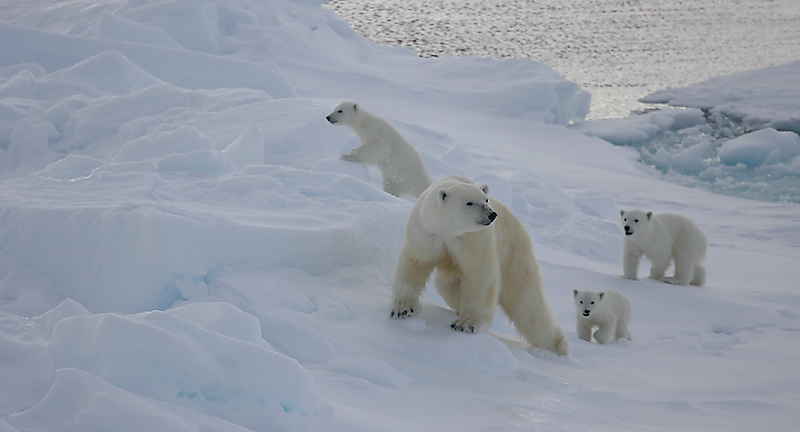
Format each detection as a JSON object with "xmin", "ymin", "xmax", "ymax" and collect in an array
[
  {"xmin": 480, "ymin": 184, "xmax": 489, "ymax": 195},
  {"xmin": 620, "ymin": 210, "xmax": 625, "ymax": 217},
  {"xmin": 438, "ymin": 189, "xmax": 447, "ymax": 201},
  {"xmin": 646, "ymin": 211, "xmax": 653, "ymax": 220},
  {"xmin": 573, "ymin": 289, "xmax": 579, "ymax": 297},
  {"xmin": 353, "ymin": 103, "xmax": 358, "ymax": 111},
  {"xmin": 598, "ymin": 292, "xmax": 605, "ymax": 300}
]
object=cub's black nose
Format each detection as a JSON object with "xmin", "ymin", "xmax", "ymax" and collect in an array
[
  {"xmin": 325, "ymin": 116, "xmax": 331, "ymax": 122},
  {"xmin": 488, "ymin": 212, "xmax": 497, "ymax": 222}
]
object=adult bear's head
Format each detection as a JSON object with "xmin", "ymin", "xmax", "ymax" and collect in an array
[{"xmin": 415, "ymin": 175, "xmax": 497, "ymax": 238}]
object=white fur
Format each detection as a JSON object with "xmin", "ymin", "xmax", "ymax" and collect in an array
[
  {"xmin": 621, "ymin": 209, "xmax": 707, "ymax": 286},
  {"xmin": 573, "ymin": 289, "xmax": 632, "ymax": 344},
  {"xmin": 390, "ymin": 175, "xmax": 568, "ymax": 356},
  {"xmin": 326, "ymin": 101, "xmax": 432, "ymax": 198}
]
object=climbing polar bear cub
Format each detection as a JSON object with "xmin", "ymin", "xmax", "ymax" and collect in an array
[
  {"xmin": 621, "ymin": 209, "xmax": 707, "ymax": 286},
  {"xmin": 390, "ymin": 175, "xmax": 568, "ymax": 356},
  {"xmin": 326, "ymin": 101, "xmax": 432, "ymax": 198},
  {"xmin": 573, "ymin": 289, "xmax": 632, "ymax": 344}
]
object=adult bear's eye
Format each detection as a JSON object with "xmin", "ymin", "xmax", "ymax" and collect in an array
[
  {"xmin": 466, "ymin": 202, "xmax": 473, "ymax": 206},
  {"xmin": 634, "ymin": 219, "xmax": 639, "ymax": 223}
]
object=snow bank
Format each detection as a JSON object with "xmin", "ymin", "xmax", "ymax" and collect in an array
[
  {"xmin": 47, "ymin": 304, "xmax": 327, "ymax": 431},
  {"xmin": 3, "ymin": 300, "xmax": 325, "ymax": 432},
  {"xmin": 0, "ymin": 23, "xmax": 294, "ymax": 99},
  {"xmin": 10, "ymin": 368, "xmax": 254, "ymax": 432},
  {"xmin": 4, "ymin": 0, "xmax": 588, "ymax": 125},
  {"xmin": 642, "ymin": 60, "xmax": 800, "ymax": 134},
  {"xmin": 573, "ymin": 102, "xmax": 800, "ymax": 202},
  {"xmin": 718, "ymin": 128, "xmax": 800, "ymax": 168}
]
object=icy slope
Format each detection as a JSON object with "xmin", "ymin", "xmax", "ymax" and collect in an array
[{"xmin": 0, "ymin": 1, "xmax": 798, "ymax": 432}]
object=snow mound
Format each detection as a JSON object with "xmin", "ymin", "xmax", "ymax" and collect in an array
[
  {"xmin": 0, "ymin": 23, "xmax": 295, "ymax": 98},
  {"xmin": 48, "ymin": 306, "xmax": 327, "ymax": 431},
  {"xmin": 47, "ymin": 51, "xmax": 162, "ymax": 96},
  {"xmin": 718, "ymin": 128, "xmax": 800, "ymax": 168},
  {"xmin": 91, "ymin": 9, "xmax": 184, "ymax": 49},
  {"xmin": 9, "ymin": 368, "xmax": 254, "ymax": 432}
]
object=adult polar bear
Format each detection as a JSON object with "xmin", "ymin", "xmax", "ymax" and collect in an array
[
  {"xmin": 621, "ymin": 209, "xmax": 707, "ymax": 286},
  {"xmin": 326, "ymin": 101, "xmax": 432, "ymax": 198},
  {"xmin": 390, "ymin": 175, "xmax": 569, "ymax": 356}
]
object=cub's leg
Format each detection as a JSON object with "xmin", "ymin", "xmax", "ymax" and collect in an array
[
  {"xmin": 593, "ymin": 318, "xmax": 616, "ymax": 344},
  {"xmin": 576, "ymin": 319, "xmax": 593, "ymax": 342},
  {"xmin": 622, "ymin": 246, "xmax": 641, "ymax": 280},
  {"xmin": 690, "ymin": 263, "xmax": 706, "ymax": 286}
]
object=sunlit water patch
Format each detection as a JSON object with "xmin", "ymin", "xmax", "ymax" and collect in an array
[{"xmin": 323, "ymin": 0, "xmax": 800, "ymax": 120}]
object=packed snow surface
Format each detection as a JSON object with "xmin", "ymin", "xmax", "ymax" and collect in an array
[{"xmin": 1, "ymin": 1, "xmax": 799, "ymax": 432}]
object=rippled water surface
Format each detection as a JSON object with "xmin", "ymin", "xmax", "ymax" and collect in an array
[{"xmin": 323, "ymin": 0, "xmax": 800, "ymax": 119}]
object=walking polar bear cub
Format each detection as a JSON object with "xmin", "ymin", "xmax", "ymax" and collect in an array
[
  {"xmin": 390, "ymin": 175, "xmax": 569, "ymax": 356},
  {"xmin": 573, "ymin": 289, "xmax": 632, "ymax": 344},
  {"xmin": 326, "ymin": 101, "xmax": 432, "ymax": 198},
  {"xmin": 621, "ymin": 209, "xmax": 707, "ymax": 286}
]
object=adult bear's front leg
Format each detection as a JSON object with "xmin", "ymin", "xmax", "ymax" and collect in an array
[{"xmin": 390, "ymin": 252, "xmax": 434, "ymax": 319}]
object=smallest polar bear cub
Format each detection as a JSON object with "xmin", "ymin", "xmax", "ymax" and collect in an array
[
  {"xmin": 326, "ymin": 101, "xmax": 432, "ymax": 198},
  {"xmin": 574, "ymin": 289, "xmax": 632, "ymax": 344},
  {"xmin": 621, "ymin": 209, "xmax": 707, "ymax": 286}
]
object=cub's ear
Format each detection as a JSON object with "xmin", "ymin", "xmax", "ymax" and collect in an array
[
  {"xmin": 646, "ymin": 211, "xmax": 653, "ymax": 220},
  {"xmin": 620, "ymin": 210, "xmax": 625, "ymax": 217},
  {"xmin": 438, "ymin": 189, "xmax": 447, "ymax": 201},
  {"xmin": 573, "ymin": 289, "xmax": 579, "ymax": 297},
  {"xmin": 353, "ymin": 103, "xmax": 358, "ymax": 111},
  {"xmin": 598, "ymin": 292, "xmax": 605, "ymax": 300},
  {"xmin": 480, "ymin": 184, "xmax": 490, "ymax": 195}
]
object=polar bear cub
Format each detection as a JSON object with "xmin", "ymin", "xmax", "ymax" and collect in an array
[
  {"xmin": 573, "ymin": 289, "xmax": 632, "ymax": 344},
  {"xmin": 621, "ymin": 209, "xmax": 707, "ymax": 286},
  {"xmin": 326, "ymin": 101, "xmax": 432, "ymax": 198},
  {"xmin": 390, "ymin": 175, "xmax": 568, "ymax": 356}
]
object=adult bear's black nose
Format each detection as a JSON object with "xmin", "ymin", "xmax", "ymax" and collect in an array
[
  {"xmin": 488, "ymin": 212, "xmax": 497, "ymax": 222},
  {"xmin": 325, "ymin": 115, "xmax": 331, "ymax": 122}
]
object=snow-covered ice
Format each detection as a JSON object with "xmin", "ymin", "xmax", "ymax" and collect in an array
[{"xmin": 1, "ymin": 1, "xmax": 799, "ymax": 431}]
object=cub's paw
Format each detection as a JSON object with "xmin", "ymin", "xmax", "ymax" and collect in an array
[
  {"xmin": 390, "ymin": 300, "xmax": 418, "ymax": 318},
  {"xmin": 450, "ymin": 318, "xmax": 479, "ymax": 333}
]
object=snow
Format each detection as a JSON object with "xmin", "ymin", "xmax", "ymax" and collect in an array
[
  {"xmin": 0, "ymin": 1, "xmax": 799, "ymax": 431},
  {"xmin": 718, "ymin": 128, "xmax": 800, "ymax": 168},
  {"xmin": 573, "ymin": 105, "xmax": 800, "ymax": 203},
  {"xmin": 642, "ymin": 60, "xmax": 800, "ymax": 134}
]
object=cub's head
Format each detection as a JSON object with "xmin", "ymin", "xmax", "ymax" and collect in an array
[
  {"xmin": 620, "ymin": 209, "xmax": 652, "ymax": 238},
  {"xmin": 326, "ymin": 101, "xmax": 359, "ymax": 126},
  {"xmin": 573, "ymin": 289, "xmax": 605, "ymax": 318},
  {"xmin": 435, "ymin": 182, "xmax": 497, "ymax": 237}
]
